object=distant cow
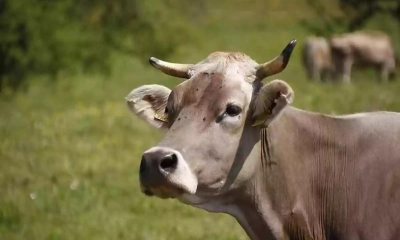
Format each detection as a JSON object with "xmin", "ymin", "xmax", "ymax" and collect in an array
[
  {"xmin": 126, "ymin": 40, "xmax": 400, "ymax": 240},
  {"xmin": 330, "ymin": 31, "xmax": 396, "ymax": 83},
  {"xmin": 302, "ymin": 36, "xmax": 334, "ymax": 81}
]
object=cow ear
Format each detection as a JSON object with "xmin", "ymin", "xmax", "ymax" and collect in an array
[
  {"xmin": 125, "ymin": 84, "xmax": 171, "ymax": 129},
  {"xmin": 252, "ymin": 80, "xmax": 294, "ymax": 127}
]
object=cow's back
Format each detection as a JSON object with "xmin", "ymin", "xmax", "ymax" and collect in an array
[{"xmin": 332, "ymin": 32, "xmax": 395, "ymax": 65}]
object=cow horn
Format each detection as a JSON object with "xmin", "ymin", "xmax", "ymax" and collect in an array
[
  {"xmin": 256, "ymin": 39, "xmax": 297, "ymax": 80},
  {"xmin": 149, "ymin": 57, "xmax": 193, "ymax": 79}
]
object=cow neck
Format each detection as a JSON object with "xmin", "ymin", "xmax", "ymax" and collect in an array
[
  {"xmin": 229, "ymin": 108, "xmax": 302, "ymax": 240},
  {"xmin": 223, "ymin": 141, "xmax": 286, "ymax": 239},
  {"xmin": 229, "ymin": 188, "xmax": 286, "ymax": 240}
]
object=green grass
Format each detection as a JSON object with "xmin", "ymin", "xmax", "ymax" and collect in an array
[{"xmin": 1, "ymin": 3, "xmax": 400, "ymax": 240}]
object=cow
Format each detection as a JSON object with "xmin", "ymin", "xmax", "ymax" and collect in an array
[
  {"xmin": 302, "ymin": 36, "xmax": 334, "ymax": 81},
  {"xmin": 126, "ymin": 39, "xmax": 400, "ymax": 240},
  {"xmin": 329, "ymin": 31, "xmax": 397, "ymax": 83}
]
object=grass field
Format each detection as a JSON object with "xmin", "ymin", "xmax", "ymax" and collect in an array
[{"xmin": 1, "ymin": 3, "xmax": 400, "ymax": 239}]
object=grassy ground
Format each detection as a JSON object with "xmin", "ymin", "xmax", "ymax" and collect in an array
[{"xmin": 1, "ymin": 3, "xmax": 400, "ymax": 240}]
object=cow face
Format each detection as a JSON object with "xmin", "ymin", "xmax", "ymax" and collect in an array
[{"xmin": 126, "ymin": 40, "xmax": 296, "ymax": 204}]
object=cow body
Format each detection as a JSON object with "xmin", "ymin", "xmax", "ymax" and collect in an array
[
  {"xmin": 126, "ymin": 40, "xmax": 400, "ymax": 239},
  {"xmin": 257, "ymin": 107, "xmax": 400, "ymax": 239},
  {"xmin": 330, "ymin": 31, "xmax": 396, "ymax": 83},
  {"xmin": 302, "ymin": 36, "xmax": 333, "ymax": 81}
]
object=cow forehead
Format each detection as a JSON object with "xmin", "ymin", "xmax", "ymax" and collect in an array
[
  {"xmin": 166, "ymin": 52, "xmax": 258, "ymax": 119},
  {"xmin": 190, "ymin": 52, "xmax": 259, "ymax": 82},
  {"xmin": 171, "ymin": 72, "xmax": 253, "ymax": 113},
  {"xmin": 201, "ymin": 51, "xmax": 254, "ymax": 63}
]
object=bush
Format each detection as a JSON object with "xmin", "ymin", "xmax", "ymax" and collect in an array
[{"xmin": 0, "ymin": 0, "xmax": 195, "ymax": 91}]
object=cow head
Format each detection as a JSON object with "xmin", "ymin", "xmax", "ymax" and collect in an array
[{"xmin": 126, "ymin": 40, "xmax": 296, "ymax": 206}]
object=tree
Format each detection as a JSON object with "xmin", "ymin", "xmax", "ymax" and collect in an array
[
  {"xmin": 0, "ymin": 0, "xmax": 196, "ymax": 91},
  {"xmin": 340, "ymin": 0, "xmax": 400, "ymax": 31},
  {"xmin": 303, "ymin": 0, "xmax": 400, "ymax": 35}
]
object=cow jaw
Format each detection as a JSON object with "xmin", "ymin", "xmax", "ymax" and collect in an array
[{"xmin": 178, "ymin": 193, "xmax": 233, "ymax": 212}]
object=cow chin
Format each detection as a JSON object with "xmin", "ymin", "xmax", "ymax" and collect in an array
[
  {"xmin": 140, "ymin": 181, "xmax": 197, "ymax": 199},
  {"xmin": 140, "ymin": 184, "xmax": 184, "ymax": 199}
]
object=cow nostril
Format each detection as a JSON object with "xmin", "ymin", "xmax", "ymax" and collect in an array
[
  {"xmin": 160, "ymin": 154, "xmax": 178, "ymax": 171},
  {"xmin": 139, "ymin": 156, "xmax": 146, "ymax": 174}
]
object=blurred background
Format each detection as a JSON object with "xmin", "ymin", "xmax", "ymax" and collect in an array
[{"xmin": 0, "ymin": 0, "xmax": 399, "ymax": 239}]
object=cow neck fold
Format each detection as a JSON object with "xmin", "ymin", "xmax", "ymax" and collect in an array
[{"xmin": 230, "ymin": 107, "xmax": 314, "ymax": 240}]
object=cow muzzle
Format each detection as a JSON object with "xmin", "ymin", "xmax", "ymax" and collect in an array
[{"xmin": 139, "ymin": 146, "xmax": 198, "ymax": 199}]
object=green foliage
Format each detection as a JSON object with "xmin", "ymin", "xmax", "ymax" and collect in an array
[
  {"xmin": 0, "ymin": 0, "xmax": 195, "ymax": 91},
  {"xmin": 303, "ymin": 0, "xmax": 400, "ymax": 37},
  {"xmin": 339, "ymin": 0, "xmax": 400, "ymax": 30},
  {"xmin": 301, "ymin": 0, "xmax": 347, "ymax": 37}
]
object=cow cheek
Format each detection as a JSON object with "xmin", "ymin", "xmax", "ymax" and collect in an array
[{"xmin": 193, "ymin": 153, "xmax": 232, "ymax": 190}]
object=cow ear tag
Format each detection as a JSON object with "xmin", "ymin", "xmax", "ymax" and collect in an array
[
  {"xmin": 252, "ymin": 113, "xmax": 268, "ymax": 127},
  {"xmin": 154, "ymin": 111, "xmax": 168, "ymax": 123},
  {"xmin": 252, "ymin": 119, "xmax": 264, "ymax": 127},
  {"xmin": 252, "ymin": 111, "xmax": 271, "ymax": 127}
]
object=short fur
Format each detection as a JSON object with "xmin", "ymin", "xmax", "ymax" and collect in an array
[{"xmin": 126, "ymin": 44, "xmax": 400, "ymax": 240}]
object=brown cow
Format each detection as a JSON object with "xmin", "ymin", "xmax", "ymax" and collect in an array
[
  {"xmin": 302, "ymin": 36, "xmax": 334, "ymax": 81},
  {"xmin": 126, "ymin": 40, "xmax": 400, "ymax": 240},
  {"xmin": 330, "ymin": 31, "xmax": 397, "ymax": 83}
]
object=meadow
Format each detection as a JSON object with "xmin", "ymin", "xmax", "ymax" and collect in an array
[{"xmin": 1, "ymin": 2, "xmax": 399, "ymax": 239}]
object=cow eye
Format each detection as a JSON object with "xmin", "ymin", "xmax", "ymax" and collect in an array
[{"xmin": 225, "ymin": 104, "xmax": 242, "ymax": 117}]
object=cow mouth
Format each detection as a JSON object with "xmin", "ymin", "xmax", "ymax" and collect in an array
[
  {"xmin": 140, "ymin": 184, "xmax": 187, "ymax": 199},
  {"xmin": 143, "ymin": 188, "xmax": 154, "ymax": 196}
]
